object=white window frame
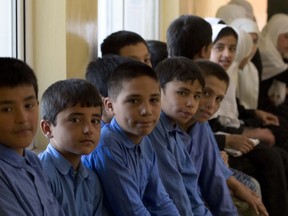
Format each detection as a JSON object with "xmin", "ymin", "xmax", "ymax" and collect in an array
[{"xmin": 98, "ymin": 0, "xmax": 160, "ymax": 57}]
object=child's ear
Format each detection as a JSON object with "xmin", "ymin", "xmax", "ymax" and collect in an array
[
  {"xmin": 199, "ymin": 45, "xmax": 211, "ymax": 60},
  {"xmin": 40, "ymin": 120, "xmax": 53, "ymax": 139},
  {"xmin": 103, "ymin": 97, "xmax": 115, "ymax": 115}
]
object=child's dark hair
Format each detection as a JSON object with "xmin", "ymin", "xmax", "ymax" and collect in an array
[
  {"xmin": 108, "ymin": 61, "xmax": 158, "ymax": 100},
  {"xmin": 0, "ymin": 57, "xmax": 38, "ymax": 99},
  {"xmin": 101, "ymin": 30, "xmax": 148, "ymax": 56},
  {"xmin": 195, "ymin": 59, "xmax": 230, "ymax": 87},
  {"xmin": 155, "ymin": 57, "xmax": 205, "ymax": 89},
  {"xmin": 166, "ymin": 15, "xmax": 212, "ymax": 59},
  {"xmin": 41, "ymin": 79, "xmax": 102, "ymax": 126},
  {"xmin": 213, "ymin": 26, "xmax": 238, "ymax": 44},
  {"xmin": 146, "ymin": 40, "xmax": 168, "ymax": 68},
  {"xmin": 86, "ymin": 54, "xmax": 133, "ymax": 97}
]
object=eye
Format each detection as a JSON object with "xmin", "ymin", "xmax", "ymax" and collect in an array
[
  {"xmin": 128, "ymin": 99, "xmax": 139, "ymax": 104},
  {"xmin": 25, "ymin": 103, "xmax": 34, "ymax": 110},
  {"xmin": 150, "ymin": 97, "xmax": 160, "ymax": 103},
  {"xmin": 91, "ymin": 118, "xmax": 101, "ymax": 125},
  {"xmin": 230, "ymin": 46, "xmax": 236, "ymax": 52},
  {"xmin": 0, "ymin": 107, "xmax": 12, "ymax": 112},
  {"xmin": 194, "ymin": 94, "xmax": 201, "ymax": 100},
  {"xmin": 203, "ymin": 91, "xmax": 210, "ymax": 97},
  {"xmin": 177, "ymin": 91, "xmax": 187, "ymax": 96},
  {"xmin": 216, "ymin": 97, "xmax": 224, "ymax": 102},
  {"xmin": 70, "ymin": 117, "xmax": 80, "ymax": 123},
  {"xmin": 214, "ymin": 45, "xmax": 224, "ymax": 51}
]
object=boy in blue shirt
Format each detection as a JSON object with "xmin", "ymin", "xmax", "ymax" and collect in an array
[
  {"xmin": 0, "ymin": 57, "xmax": 64, "ymax": 215},
  {"xmin": 83, "ymin": 61, "xmax": 180, "ymax": 215},
  {"xmin": 179, "ymin": 60, "xmax": 268, "ymax": 216},
  {"xmin": 86, "ymin": 54, "xmax": 132, "ymax": 126},
  {"xmin": 148, "ymin": 56, "xmax": 212, "ymax": 216},
  {"xmin": 101, "ymin": 30, "xmax": 152, "ymax": 67},
  {"xmin": 38, "ymin": 79, "xmax": 107, "ymax": 216}
]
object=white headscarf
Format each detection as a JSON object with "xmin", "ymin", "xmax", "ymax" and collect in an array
[
  {"xmin": 231, "ymin": 18, "xmax": 260, "ymax": 109},
  {"xmin": 216, "ymin": 4, "xmax": 248, "ymax": 24},
  {"xmin": 204, "ymin": 17, "xmax": 224, "ymax": 25},
  {"xmin": 211, "ymin": 24, "xmax": 241, "ymax": 128},
  {"xmin": 259, "ymin": 13, "xmax": 288, "ymax": 80},
  {"xmin": 228, "ymin": 0, "xmax": 255, "ymax": 21}
]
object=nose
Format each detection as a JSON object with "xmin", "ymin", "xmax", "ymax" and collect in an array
[
  {"xmin": 140, "ymin": 102, "xmax": 152, "ymax": 116},
  {"xmin": 205, "ymin": 98, "xmax": 215, "ymax": 110},
  {"xmin": 83, "ymin": 122, "xmax": 93, "ymax": 135},
  {"xmin": 222, "ymin": 48, "xmax": 231, "ymax": 58},
  {"xmin": 186, "ymin": 97, "xmax": 195, "ymax": 108},
  {"xmin": 15, "ymin": 107, "xmax": 27, "ymax": 124}
]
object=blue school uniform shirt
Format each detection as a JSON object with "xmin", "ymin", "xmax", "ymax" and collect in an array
[
  {"xmin": 148, "ymin": 112, "xmax": 212, "ymax": 216},
  {"xmin": 38, "ymin": 144, "xmax": 107, "ymax": 216},
  {"xmin": 0, "ymin": 143, "xmax": 65, "ymax": 216},
  {"xmin": 181, "ymin": 122, "xmax": 238, "ymax": 216},
  {"xmin": 83, "ymin": 118, "xmax": 180, "ymax": 216}
]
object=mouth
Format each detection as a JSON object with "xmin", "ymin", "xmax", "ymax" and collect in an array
[
  {"xmin": 199, "ymin": 109, "xmax": 211, "ymax": 119},
  {"xmin": 179, "ymin": 111, "xmax": 193, "ymax": 119},
  {"xmin": 14, "ymin": 128, "xmax": 33, "ymax": 135},
  {"xmin": 80, "ymin": 139, "xmax": 95, "ymax": 145},
  {"xmin": 136, "ymin": 121, "xmax": 155, "ymax": 128}
]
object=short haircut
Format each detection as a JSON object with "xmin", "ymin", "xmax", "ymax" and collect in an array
[
  {"xmin": 101, "ymin": 30, "xmax": 148, "ymax": 56},
  {"xmin": 108, "ymin": 61, "xmax": 158, "ymax": 100},
  {"xmin": 41, "ymin": 79, "xmax": 102, "ymax": 126},
  {"xmin": 155, "ymin": 57, "xmax": 205, "ymax": 89},
  {"xmin": 146, "ymin": 40, "xmax": 168, "ymax": 68},
  {"xmin": 0, "ymin": 57, "xmax": 38, "ymax": 99},
  {"xmin": 166, "ymin": 15, "xmax": 212, "ymax": 59},
  {"xmin": 86, "ymin": 54, "xmax": 133, "ymax": 97},
  {"xmin": 195, "ymin": 59, "xmax": 230, "ymax": 87},
  {"xmin": 214, "ymin": 26, "xmax": 238, "ymax": 44}
]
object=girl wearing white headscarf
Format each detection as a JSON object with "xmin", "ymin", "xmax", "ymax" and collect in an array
[
  {"xmin": 258, "ymin": 13, "xmax": 288, "ymax": 107},
  {"xmin": 216, "ymin": 4, "xmax": 248, "ymax": 25},
  {"xmin": 228, "ymin": 0, "xmax": 256, "ymax": 21},
  {"xmin": 231, "ymin": 18, "xmax": 260, "ymax": 109}
]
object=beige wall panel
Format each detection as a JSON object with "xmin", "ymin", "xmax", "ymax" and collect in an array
[
  {"xmin": 66, "ymin": 0, "xmax": 98, "ymax": 79},
  {"xmin": 33, "ymin": 0, "xmax": 67, "ymax": 148}
]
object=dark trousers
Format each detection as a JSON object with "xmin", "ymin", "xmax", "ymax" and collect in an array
[{"xmin": 229, "ymin": 143, "xmax": 288, "ymax": 216}]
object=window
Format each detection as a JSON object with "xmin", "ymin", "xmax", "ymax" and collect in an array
[
  {"xmin": 98, "ymin": 0, "xmax": 159, "ymax": 56},
  {"xmin": 0, "ymin": 0, "xmax": 30, "ymax": 61}
]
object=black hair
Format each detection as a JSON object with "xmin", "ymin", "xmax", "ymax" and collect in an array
[
  {"xmin": 101, "ymin": 30, "xmax": 148, "ymax": 56},
  {"xmin": 195, "ymin": 59, "xmax": 230, "ymax": 87},
  {"xmin": 41, "ymin": 79, "xmax": 102, "ymax": 126},
  {"xmin": 155, "ymin": 57, "xmax": 205, "ymax": 89},
  {"xmin": 167, "ymin": 15, "xmax": 212, "ymax": 59},
  {"xmin": 0, "ymin": 57, "xmax": 38, "ymax": 99},
  {"xmin": 214, "ymin": 26, "xmax": 238, "ymax": 44},
  {"xmin": 146, "ymin": 40, "xmax": 168, "ymax": 68},
  {"xmin": 108, "ymin": 61, "xmax": 158, "ymax": 100},
  {"xmin": 86, "ymin": 54, "xmax": 133, "ymax": 97}
]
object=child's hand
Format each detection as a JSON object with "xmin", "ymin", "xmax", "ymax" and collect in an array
[
  {"xmin": 220, "ymin": 151, "xmax": 229, "ymax": 167},
  {"xmin": 225, "ymin": 134, "xmax": 254, "ymax": 154}
]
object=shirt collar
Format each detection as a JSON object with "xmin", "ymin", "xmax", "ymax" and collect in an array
[
  {"xmin": 0, "ymin": 143, "xmax": 37, "ymax": 168},
  {"xmin": 109, "ymin": 118, "xmax": 144, "ymax": 153},
  {"xmin": 46, "ymin": 144, "xmax": 88, "ymax": 178}
]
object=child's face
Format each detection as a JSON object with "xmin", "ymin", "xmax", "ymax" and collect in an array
[
  {"xmin": 111, "ymin": 76, "xmax": 161, "ymax": 144},
  {"xmin": 194, "ymin": 75, "xmax": 228, "ymax": 122},
  {"xmin": 0, "ymin": 86, "xmax": 38, "ymax": 155},
  {"xmin": 161, "ymin": 79, "xmax": 202, "ymax": 125},
  {"xmin": 119, "ymin": 42, "xmax": 152, "ymax": 67},
  {"xmin": 210, "ymin": 35, "xmax": 237, "ymax": 70},
  {"xmin": 41, "ymin": 103, "xmax": 101, "ymax": 159},
  {"xmin": 277, "ymin": 32, "xmax": 288, "ymax": 58}
]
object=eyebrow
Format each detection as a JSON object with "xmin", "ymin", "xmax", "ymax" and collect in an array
[
  {"xmin": 126, "ymin": 93, "xmax": 160, "ymax": 97},
  {"xmin": 68, "ymin": 112, "xmax": 102, "ymax": 118},
  {"xmin": 0, "ymin": 95, "xmax": 37, "ymax": 105}
]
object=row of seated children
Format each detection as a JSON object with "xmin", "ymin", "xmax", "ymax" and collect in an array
[{"xmin": 83, "ymin": 29, "xmax": 268, "ymax": 215}]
